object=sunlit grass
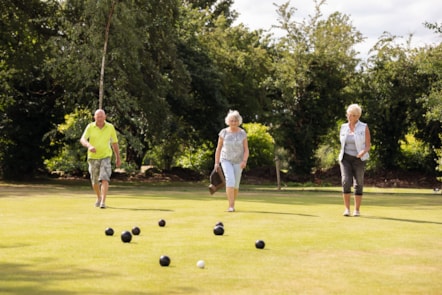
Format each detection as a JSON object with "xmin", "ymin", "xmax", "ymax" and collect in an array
[{"xmin": 0, "ymin": 180, "xmax": 441, "ymax": 294}]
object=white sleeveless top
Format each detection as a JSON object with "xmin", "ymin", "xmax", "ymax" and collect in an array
[{"xmin": 338, "ymin": 121, "xmax": 369, "ymax": 161}]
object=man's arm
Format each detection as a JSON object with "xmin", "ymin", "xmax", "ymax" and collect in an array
[
  {"xmin": 112, "ymin": 142, "xmax": 121, "ymax": 168},
  {"xmin": 80, "ymin": 137, "xmax": 96, "ymax": 153}
]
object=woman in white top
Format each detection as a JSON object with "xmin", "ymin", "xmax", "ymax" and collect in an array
[
  {"xmin": 214, "ymin": 110, "xmax": 249, "ymax": 212},
  {"xmin": 338, "ymin": 104, "xmax": 371, "ymax": 217}
]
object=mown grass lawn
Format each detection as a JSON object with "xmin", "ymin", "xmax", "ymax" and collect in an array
[{"xmin": 0, "ymin": 180, "xmax": 441, "ymax": 294}]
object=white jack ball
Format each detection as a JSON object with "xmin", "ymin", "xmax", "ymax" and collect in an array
[{"xmin": 196, "ymin": 260, "xmax": 205, "ymax": 269}]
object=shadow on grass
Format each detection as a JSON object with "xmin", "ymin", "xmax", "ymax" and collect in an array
[
  {"xmin": 238, "ymin": 210, "xmax": 318, "ymax": 217},
  {"xmin": 0, "ymin": 262, "xmax": 96, "ymax": 295},
  {"xmin": 105, "ymin": 206, "xmax": 174, "ymax": 212},
  {"xmin": 0, "ymin": 261, "xmax": 165, "ymax": 295},
  {"xmin": 2, "ymin": 182, "xmax": 442, "ymax": 209},
  {"xmin": 364, "ymin": 216, "xmax": 442, "ymax": 225}
]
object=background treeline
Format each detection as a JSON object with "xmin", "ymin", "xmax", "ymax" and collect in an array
[{"xmin": 1, "ymin": 0, "xmax": 441, "ymax": 181}]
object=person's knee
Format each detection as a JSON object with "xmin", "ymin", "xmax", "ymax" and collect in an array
[
  {"xmin": 354, "ymin": 185, "xmax": 363, "ymax": 195},
  {"xmin": 354, "ymin": 178, "xmax": 364, "ymax": 194},
  {"xmin": 226, "ymin": 172, "xmax": 236, "ymax": 186},
  {"xmin": 342, "ymin": 178, "xmax": 352, "ymax": 191},
  {"xmin": 342, "ymin": 186, "xmax": 351, "ymax": 194},
  {"xmin": 224, "ymin": 172, "xmax": 235, "ymax": 187}
]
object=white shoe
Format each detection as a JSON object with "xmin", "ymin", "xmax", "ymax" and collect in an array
[
  {"xmin": 100, "ymin": 203, "xmax": 106, "ymax": 209},
  {"xmin": 353, "ymin": 210, "xmax": 360, "ymax": 217},
  {"xmin": 227, "ymin": 207, "xmax": 235, "ymax": 212},
  {"xmin": 343, "ymin": 209, "xmax": 350, "ymax": 216}
]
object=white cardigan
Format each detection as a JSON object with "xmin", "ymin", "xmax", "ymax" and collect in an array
[{"xmin": 338, "ymin": 121, "xmax": 369, "ymax": 162}]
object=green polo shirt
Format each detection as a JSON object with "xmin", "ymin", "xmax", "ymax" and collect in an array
[{"xmin": 81, "ymin": 121, "xmax": 118, "ymax": 160}]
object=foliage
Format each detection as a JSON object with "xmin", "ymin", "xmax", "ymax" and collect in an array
[
  {"xmin": 435, "ymin": 135, "xmax": 442, "ymax": 182},
  {"xmin": 268, "ymin": 0, "xmax": 363, "ymax": 175},
  {"xmin": 362, "ymin": 34, "xmax": 439, "ymax": 171},
  {"xmin": 1, "ymin": 0, "xmax": 441, "ymax": 182},
  {"xmin": 242, "ymin": 123, "xmax": 275, "ymax": 169},
  {"xmin": 0, "ymin": 0, "xmax": 65, "ymax": 179},
  {"xmin": 197, "ymin": 17, "xmax": 273, "ymax": 122},
  {"xmin": 44, "ymin": 109, "xmax": 91, "ymax": 175},
  {"xmin": 315, "ymin": 120, "xmax": 342, "ymax": 170},
  {"xmin": 415, "ymin": 43, "xmax": 442, "ymax": 178},
  {"xmin": 52, "ymin": 0, "xmax": 187, "ymax": 167},
  {"xmin": 175, "ymin": 3, "xmax": 227, "ymax": 143},
  {"xmin": 44, "ymin": 148, "xmax": 87, "ymax": 177},
  {"xmin": 166, "ymin": 122, "xmax": 276, "ymax": 173},
  {"xmin": 175, "ymin": 141, "xmax": 215, "ymax": 172},
  {"xmin": 143, "ymin": 115, "xmax": 193, "ymax": 170},
  {"xmin": 398, "ymin": 133, "xmax": 433, "ymax": 173},
  {"xmin": 424, "ymin": 21, "xmax": 442, "ymax": 34},
  {"xmin": 177, "ymin": 2, "xmax": 272, "ymax": 142}
]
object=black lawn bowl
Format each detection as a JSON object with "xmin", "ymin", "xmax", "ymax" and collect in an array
[
  {"xmin": 105, "ymin": 227, "xmax": 114, "ymax": 236},
  {"xmin": 121, "ymin": 231, "xmax": 132, "ymax": 243},
  {"xmin": 132, "ymin": 226, "xmax": 141, "ymax": 235},
  {"xmin": 159, "ymin": 255, "xmax": 171, "ymax": 267},
  {"xmin": 213, "ymin": 225, "xmax": 224, "ymax": 236},
  {"xmin": 158, "ymin": 219, "xmax": 166, "ymax": 227},
  {"xmin": 255, "ymin": 240, "xmax": 265, "ymax": 249}
]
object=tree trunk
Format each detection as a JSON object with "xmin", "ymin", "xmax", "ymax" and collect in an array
[{"xmin": 99, "ymin": 1, "xmax": 117, "ymax": 109}]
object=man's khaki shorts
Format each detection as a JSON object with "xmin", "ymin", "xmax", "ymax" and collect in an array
[{"xmin": 88, "ymin": 158, "xmax": 112, "ymax": 184}]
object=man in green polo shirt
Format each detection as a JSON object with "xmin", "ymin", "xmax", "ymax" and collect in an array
[{"xmin": 80, "ymin": 109, "xmax": 121, "ymax": 208}]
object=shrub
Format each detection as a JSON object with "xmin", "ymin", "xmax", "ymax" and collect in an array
[{"xmin": 242, "ymin": 123, "xmax": 275, "ymax": 169}]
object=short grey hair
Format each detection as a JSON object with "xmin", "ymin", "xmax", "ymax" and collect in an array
[
  {"xmin": 225, "ymin": 110, "xmax": 243, "ymax": 125},
  {"xmin": 346, "ymin": 104, "xmax": 362, "ymax": 117}
]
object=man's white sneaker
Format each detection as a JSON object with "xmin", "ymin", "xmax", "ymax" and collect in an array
[
  {"xmin": 227, "ymin": 207, "xmax": 235, "ymax": 212},
  {"xmin": 353, "ymin": 210, "xmax": 360, "ymax": 217},
  {"xmin": 343, "ymin": 209, "xmax": 350, "ymax": 216}
]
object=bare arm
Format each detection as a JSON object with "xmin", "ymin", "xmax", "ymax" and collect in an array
[
  {"xmin": 80, "ymin": 137, "xmax": 96, "ymax": 153},
  {"xmin": 365, "ymin": 125, "xmax": 371, "ymax": 151},
  {"xmin": 112, "ymin": 142, "xmax": 121, "ymax": 168},
  {"xmin": 214, "ymin": 137, "xmax": 223, "ymax": 171},
  {"xmin": 357, "ymin": 125, "xmax": 371, "ymax": 158},
  {"xmin": 240, "ymin": 138, "xmax": 249, "ymax": 169}
]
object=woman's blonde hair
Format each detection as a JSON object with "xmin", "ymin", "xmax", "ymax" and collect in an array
[
  {"xmin": 347, "ymin": 104, "xmax": 362, "ymax": 117},
  {"xmin": 225, "ymin": 110, "xmax": 243, "ymax": 125}
]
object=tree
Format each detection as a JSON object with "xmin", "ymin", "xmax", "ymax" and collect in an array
[
  {"xmin": 52, "ymin": 0, "xmax": 187, "ymax": 167},
  {"xmin": 362, "ymin": 33, "xmax": 438, "ymax": 171},
  {"xmin": 424, "ymin": 21, "xmax": 442, "ymax": 34},
  {"xmin": 165, "ymin": 1, "xmax": 272, "ymax": 169},
  {"xmin": 200, "ymin": 19, "xmax": 273, "ymax": 122},
  {"xmin": 414, "ymin": 30, "xmax": 442, "ymax": 177},
  {"xmin": 0, "ymin": 0, "xmax": 64, "ymax": 179},
  {"xmin": 99, "ymin": 0, "xmax": 118, "ymax": 109},
  {"xmin": 268, "ymin": 0, "xmax": 363, "ymax": 175}
]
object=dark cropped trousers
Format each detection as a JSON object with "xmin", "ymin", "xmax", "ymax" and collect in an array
[{"xmin": 340, "ymin": 153, "xmax": 365, "ymax": 195}]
